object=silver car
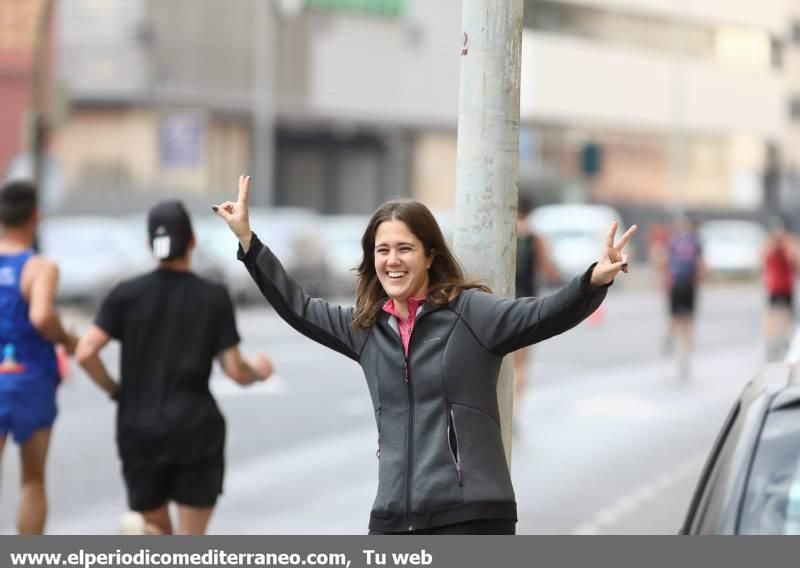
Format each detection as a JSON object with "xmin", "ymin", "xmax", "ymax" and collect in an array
[
  {"xmin": 196, "ymin": 207, "xmax": 329, "ymax": 303},
  {"xmin": 39, "ymin": 216, "xmax": 150, "ymax": 304}
]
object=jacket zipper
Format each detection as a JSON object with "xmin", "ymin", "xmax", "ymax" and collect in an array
[
  {"xmin": 448, "ymin": 408, "xmax": 464, "ymax": 487},
  {"xmin": 388, "ymin": 305, "xmax": 433, "ymax": 532},
  {"xmin": 401, "ymin": 309, "xmax": 419, "ymax": 531},
  {"xmin": 405, "ymin": 353, "xmax": 414, "ymax": 531}
]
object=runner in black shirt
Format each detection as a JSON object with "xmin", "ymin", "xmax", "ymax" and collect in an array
[
  {"xmin": 76, "ymin": 200, "xmax": 273, "ymax": 535},
  {"xmin": 513, "ymin": 197, "xmax": 558, "ymax": 421}
]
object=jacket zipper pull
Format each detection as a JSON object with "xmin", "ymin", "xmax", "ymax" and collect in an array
[
  {"xmin": 456, "ymin": 462, "xmax": 463, "ymax": 487},
  {"xmin": 403, "ymin": 360, "xmax": 409, "ymax": 384}
]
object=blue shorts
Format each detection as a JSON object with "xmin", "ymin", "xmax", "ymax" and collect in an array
[{"xmin": 0, "ymin": 384, "xmax": 57, "ymax": 445}]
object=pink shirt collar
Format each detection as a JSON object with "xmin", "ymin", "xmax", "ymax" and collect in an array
[
  {"xmin": 382, "ymin": 296, "xmax": 427, "ymax": 357},
  {"xmin": 382, "ymin": 296, "xmax": 427, "ymax": 321}
]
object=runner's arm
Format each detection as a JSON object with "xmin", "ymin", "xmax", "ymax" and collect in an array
[
  {"xmin": 75, "ymin": 325, "xmax": 120, "ymax": 398},
  {"xmin": 26, "ymin": 260, "xmax": 78, "ymax": 354},
  {"xmin": 219, "ymin": 346, "xmax": 273, "ymax": 386}
]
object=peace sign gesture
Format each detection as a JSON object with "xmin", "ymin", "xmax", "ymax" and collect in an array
[
  {"xmin": 213, "ymin": 175, "xmax": 254, "ymax": 252},
  {"xmin": 590, "ymin": 221, "xmax": 638, "ymax": 287}
]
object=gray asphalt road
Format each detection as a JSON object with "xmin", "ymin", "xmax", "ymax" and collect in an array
[{"xmin": 0, "ymin": 279, "xmax": 770, "ymax": 534}]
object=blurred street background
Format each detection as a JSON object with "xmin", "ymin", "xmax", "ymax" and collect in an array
[
  {"xmin": 1, "ymin": 0, "xmax": 799, "ymax": 533},
  {"xmin": 0, "ymin": 277, "xmax": 769, "ymax": 533}
]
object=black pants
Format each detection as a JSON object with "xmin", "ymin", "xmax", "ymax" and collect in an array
[{"xmin": 369, "ymin": 519, "xmax": 516, "ymax": 535}]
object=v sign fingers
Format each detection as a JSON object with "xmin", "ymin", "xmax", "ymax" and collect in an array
[
  {"xmin": 614, "ymin": 224, "xmax": 638, "ymax": 252},
  {"xmin": 213, "ymin": 176, "xmax": 255, "ymax": 251},
  {"xmin": 238, "ymin": 175, "xmax": 251, "ymax": 206},
  {"xmin": 590, "ymin": 221, "xmax": 639, "ymax": 286}
]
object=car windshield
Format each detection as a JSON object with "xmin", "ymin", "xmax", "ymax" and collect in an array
[{"xmin": 739, "ymin": 406, "xmax": 800, "ymax": 534}]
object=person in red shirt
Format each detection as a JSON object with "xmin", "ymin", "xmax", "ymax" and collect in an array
[{"xmin": 763, "ymin": 216, "xmax": 797, "ymax": 360}]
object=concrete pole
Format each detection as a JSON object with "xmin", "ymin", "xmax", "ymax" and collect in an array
[
  {"xmin": 30, "ymin": 0, "xmax": 54, "ymax": 196},
  {"xmin": 251, "ymin": 0, "xmax": 277, "ymax": 207},
  {"xmin": 453, "ymin": 0, "xmax": 524, "ymax": 464}
]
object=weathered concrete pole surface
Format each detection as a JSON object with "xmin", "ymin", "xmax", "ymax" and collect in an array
[{"xmin": 453, "ymin": 0, "xmax": 524, "ymax": 464}]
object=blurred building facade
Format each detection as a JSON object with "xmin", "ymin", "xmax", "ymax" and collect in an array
[
  {"xmin": 51, "ymin": 0, "xmax": 787, "ymax": 213},
  {"xmin": 52, "ymin": 0, "xmax": 461, "ymax": 213},
  {"xmin": 0, "ymin": 0, "xmax": 55, "ymax": 186},
  {"xmin": 54, "ymin": 0, "xmax": 253, "ymax": 203},
  {"xmin": 783, "ymin": 0, "xmax": 800, "ymax": 212},
  {"xmin": 518, "ymin": 0, "xmax": 786, "ymax": 210}
]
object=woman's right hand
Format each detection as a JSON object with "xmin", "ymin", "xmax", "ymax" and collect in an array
[{"xmin": 213, "ymin": 175, "xmax": 253, "ymax": 252}]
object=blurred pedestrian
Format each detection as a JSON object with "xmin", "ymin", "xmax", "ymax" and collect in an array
[
  {"xmin": 76, "ymin": 200, "xmax": 273, "ymax": 535},
  {"xmin": 646, "ymin": 222, "xmax": 670, "ymax": 280},
  {"xmin": 762, "ymin": 215, "xmax": 797, "ymax": 360},
  {"xmin": 513, "ymin": 196, "xmax": 559, "ymax": 422},
  {"xmin": 0, "ymin": 180, "xmax": 78, "ymax": 534},
  {"xmin": 660, "ymin": 214, "xmax": 704, "ymax": 379},
  {"xmin": 214, "ymin": 176, "xmax": 637, "ymax": 535}
]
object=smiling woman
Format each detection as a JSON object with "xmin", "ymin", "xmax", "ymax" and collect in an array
[{"xmin": 214, "ymin": 175, "xmax": 636, "ymax": 535}]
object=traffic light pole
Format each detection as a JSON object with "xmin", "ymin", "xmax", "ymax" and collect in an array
[{"xmin": 453, "ymin": 0, "xmax": 524, "ymax": 463}]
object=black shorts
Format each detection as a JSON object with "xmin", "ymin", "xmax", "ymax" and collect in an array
[
  {"xmin": 769, "ymin": 293, "xmax": 793, "ymax": 309},
  {"xmin": 669, "ymin": 283, "xmax": 696, "ymax": 316},
  {"xmin": 122, "ymin": 456, "xmax": 224, "ymax": 511}
]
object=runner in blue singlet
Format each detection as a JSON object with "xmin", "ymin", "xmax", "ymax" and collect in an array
[{"xmin": 0, "ymin": 180, "xmax": 77, "ymax": 534}]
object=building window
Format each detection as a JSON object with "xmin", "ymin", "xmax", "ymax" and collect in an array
[
  {"xmin": 523, "ymin": 0, "xmax": 775, "ymax": 71},
  {"xmin": 791, "ymin": 20, "xmax": 800, "ymax": 45},
  {"xmin": 789, "ymin": 96, "xmax": 800, "ymax": 122},
  {"xmin": 772, "ymin": 37, "xmax": 783, "ymax": 69}
]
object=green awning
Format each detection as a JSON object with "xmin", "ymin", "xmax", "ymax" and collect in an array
[{"xmin": 305, "ymin": 0, "xmax": 407, "ymax": 17}]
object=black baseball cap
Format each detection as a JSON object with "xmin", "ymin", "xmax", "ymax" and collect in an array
[{"xmin": 147, "ymin": 200, "xmax": 194, "ymax": 260}]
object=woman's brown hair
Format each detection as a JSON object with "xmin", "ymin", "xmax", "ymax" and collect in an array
[{"xmin": 352, "ymin": 200, "xmax": 490, "ymax": 330}]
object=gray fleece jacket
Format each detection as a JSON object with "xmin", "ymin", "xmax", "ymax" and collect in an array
[{"xmin": 239, "ymin": 233, "xmax": 610, "ymax": 532}]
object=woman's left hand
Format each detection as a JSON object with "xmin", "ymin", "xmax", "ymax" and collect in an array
[{"xmin": 590, "ymin": 221, "xmax": 638, "ymax": 287}]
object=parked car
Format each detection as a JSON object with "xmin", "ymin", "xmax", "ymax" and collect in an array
[
  {"xmin": 319, "ymin": 215, "xmax": 368, "ymax": 299},
  {"xmin": 195, "ymin": 207, "xmax": 329, "ymax": 303},
  {"xmin": 681, "ymin": 362, "xmax": 800, "ymax": 534},
  {"xmin": 38, "ymin": 216, "xmax": 148, "ymax": 304},
  {"xmin": 528, "ymin": 204, "xmax": 626, "ymax": 283},
  {"xmin": 698, "ymin": 219, "xmax": 767, "ymax": 279}
]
